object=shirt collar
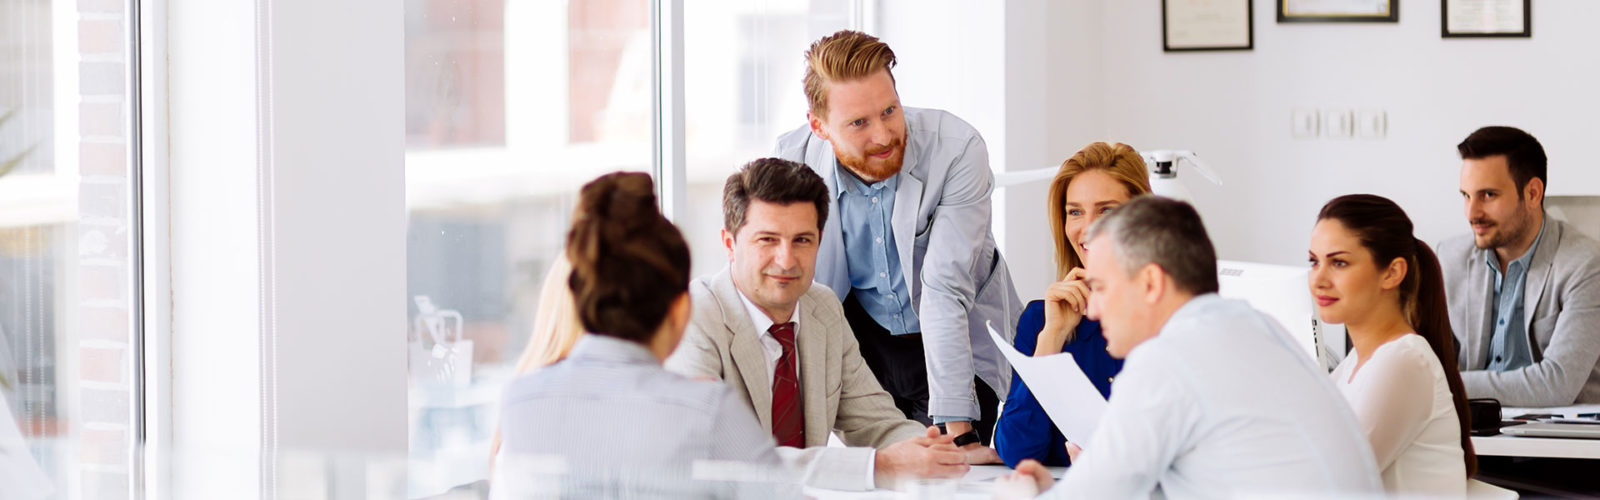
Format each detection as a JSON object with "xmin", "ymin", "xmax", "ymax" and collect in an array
[
  {"xmin": 1485, "ymin": 218, "xmax": 1547, "ymax": 273},
  {"xmin": 736, "ymin": 287, "xmax": 800, "ymax": 337},
  {"xmin": 832, "ymin": 160, "xmax": 899, "ymax": 200},
  {"xmin": 564, "ymin": 334, "xmax": 658, "ymax": 365}
]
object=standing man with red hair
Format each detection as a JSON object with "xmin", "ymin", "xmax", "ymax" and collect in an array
[{"xmin": 775, "ymin": 30, "xmax": 1020, "ymax": 453}]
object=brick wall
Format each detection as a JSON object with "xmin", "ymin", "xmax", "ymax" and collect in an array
[{"xmin": 74, "ymin": 0, "xmax": 134, "ymax": 497}]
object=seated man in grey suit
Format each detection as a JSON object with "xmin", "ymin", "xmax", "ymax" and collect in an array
[
  {"xmin": 667, "ymin": 158, "xmax": 984, "ymax": 491},
  {"xmin": 1439, "ymin": 126, "xmax": 1600, "ymax": 406}
]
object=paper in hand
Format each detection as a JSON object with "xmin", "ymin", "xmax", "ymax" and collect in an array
[{"xmin": 988, "ymin": 323, "xmax": 1107, "ymax": 444}]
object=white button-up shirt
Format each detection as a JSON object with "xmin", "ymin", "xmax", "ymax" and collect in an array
[
  {"xmin": 1043, "ymin": 294, "xmax": 1382, "ymax": 499},
  {"xmin": 737, "ymin": 290, "xmax": 800, "ymax": 387}
]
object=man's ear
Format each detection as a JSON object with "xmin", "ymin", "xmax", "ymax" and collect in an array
[
  {"xmin": 1525, "ymin": 177, "xmax": 1545, "ymax": 208},
  {"xmin": 721, "ymin": 228, "xmax": 736, "ymax": 261},
  {"xmin": 808, "ymin": 111, "xmax": 830, "ymax": 141},
  {"xmin": 1140, "ymin": 264, "xmax": 1165, "ymax": 305}
]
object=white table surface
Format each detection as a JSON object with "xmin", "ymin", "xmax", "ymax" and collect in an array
[
  {"xmin": 806, "ymin": 464, "xmax": 1064, "ymax": 499},
  {"xmin": 1472, "ymin": 404, "xmax": 1600, "ymax": 459}
]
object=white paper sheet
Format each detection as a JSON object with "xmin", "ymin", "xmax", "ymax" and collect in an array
[{"xmin": 988, "ymin": 324, "xmax": 1107, "ymax": 444}]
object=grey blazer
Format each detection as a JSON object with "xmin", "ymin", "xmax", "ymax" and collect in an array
[
  {"xmin": 1438, "ymin": 217, "xmax": 1600, "ymax": 406},
  {"xmin": 773, "ymin": 107, "xmax": 1022, "ymax": 420},
  {"xmin": 666, "ymin": 268, "xmax": 926, "ymax": 491}
]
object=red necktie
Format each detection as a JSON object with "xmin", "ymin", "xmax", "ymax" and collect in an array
[{"xmin": 769, "ymin": 322, "xmax": 805, "ymax": 448}]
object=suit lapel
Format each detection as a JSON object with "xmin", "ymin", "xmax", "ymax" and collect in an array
[
  {"xmin": 711, "ymin": 270, "xmax": 775, "ymax": 431},
  {"xmin": 1467, "ymin": 248, "xmax": 1494, "ymax": 368},
  {"xmin": 892, "ymin": 173, "xmax": 922, "ymax": 297},
  {"xmin": 1522, "ymin": 220, "xmax": 1559, "ymax": 357},
  {"xmin": 810, "ymin": 135, "xmax": 851, "ymax": 302},
  {"xmin": 797, "ymin": 292, "xmax": 830, "ymax": 447}
]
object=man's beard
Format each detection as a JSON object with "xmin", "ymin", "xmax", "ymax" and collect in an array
[
  {"xmin": 836, "ymin": 139, "xmax": 905, "ymax": 182},
  {"xmin": 1473, "ymin": 205, "xmax": 1536, "ymax": 250}
]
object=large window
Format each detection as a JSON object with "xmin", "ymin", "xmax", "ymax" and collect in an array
[
  {"xmin": 403, "ymin": 0, "xmax": 652, "ymax": 495},
  {"xmin": 1, "ymin": 0, "xmax": 142, "ymax": 498},
  {"xmin": 402, "ymin": 0, "xmax": 861, "ymax": 495},
  {"xmin": 680, "ymin": 0, "xmax": 857, "ymax": 276}
]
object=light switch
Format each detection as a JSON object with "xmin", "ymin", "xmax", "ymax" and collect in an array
[
  {"xmin": 1357, "ymin": 109, "xmax": 1387, "ymax": 139},
  {"xmin": 1292, "ymin": 108, "xmax": 1319, "ymax": 139},
  {"xmin": 1323, "ymin": 108, "xmax": 1354, "ymax": 139}
]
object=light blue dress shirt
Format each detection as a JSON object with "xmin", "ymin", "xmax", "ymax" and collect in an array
[
  {"xmin": 834, "ymin": 163, "xmax": 920, "ymax": 336},
  {"xmin": 1485, "ymin": 222, "xmax": 1544, "ymax": 371}
]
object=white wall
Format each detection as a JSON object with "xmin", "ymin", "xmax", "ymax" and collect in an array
[
  {"xmin": 878, "ymin": 0, "xmax": 1108, "ymax": 299},
  {"xmin": 1098, "ymin": 1, "xmax": 1600, "ymax": 266}
]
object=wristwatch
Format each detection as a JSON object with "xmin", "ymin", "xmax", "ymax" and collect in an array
[{"xmin": 935, "ymin": 422, "xmax": 982, "ymax": 447}]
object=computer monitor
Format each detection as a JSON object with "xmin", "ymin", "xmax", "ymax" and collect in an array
[{"xmin": 1216, "ymin": 260, "xmax": 1344, "ymax": 371}]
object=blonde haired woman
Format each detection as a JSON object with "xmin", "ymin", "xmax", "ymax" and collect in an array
[{"xmin": 995, "ymin": 142, "xmax": 1151, "ymax": 467}]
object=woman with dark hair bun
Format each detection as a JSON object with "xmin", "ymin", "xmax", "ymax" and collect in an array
[
  {"xmin": 495, "ymin": 172, "xmax": 784, "ymax": 496},
  {"xmin": 1309, "ymin": 194, "xmax": 1475, "ymax": 495}
]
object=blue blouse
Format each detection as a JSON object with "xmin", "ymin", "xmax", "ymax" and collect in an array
[{"xmin": 994, "ymin": 300, "xmax": 1123, "ymax": 467}]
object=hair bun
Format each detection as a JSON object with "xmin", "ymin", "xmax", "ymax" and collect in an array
[{"xmin": 565, "ymin": 172, "xmax": 691, "ymax": 342}]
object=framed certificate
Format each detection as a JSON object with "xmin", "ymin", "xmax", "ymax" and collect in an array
[
  {"xmin": 1443, "ymin": 0, "xmax": 1530, "ymax": 38},
  {"xmin": 1163, "ymin": 0, "xmax": 1254, "ymax": 52},
  {"xmin": 1278, "ymin": 0, "xmax": 1399, "ymax": 23}
]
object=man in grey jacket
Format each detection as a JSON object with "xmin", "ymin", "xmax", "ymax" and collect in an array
[
  {"xmin": 1438, "ymin": 126, "xmax": 1600, "ymax": 406},
  {"xmin": 774, "ymin": 29, "xmax": 1022, "ymax": 447}
]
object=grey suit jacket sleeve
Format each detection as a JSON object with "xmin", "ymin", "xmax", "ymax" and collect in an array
[
  {"xmin": 1461, "ymin": 261, "xmax": 1600, "ymax": 406},
  {"xmin": 918, "ymin": 133, "xmax": 996, "ymax": 420}
]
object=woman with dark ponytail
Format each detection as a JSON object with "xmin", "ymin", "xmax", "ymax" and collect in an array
[
  {"xmin": 496, "ymin": 172, "xmax": 784, "ymax": 496},
  {"xmin": 1309, "ymin": 194, "xmax": 1475, "ymax": 495}
]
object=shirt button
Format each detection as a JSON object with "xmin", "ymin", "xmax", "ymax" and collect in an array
[
  {"xmin": 875, "ymin": 237, "xmax": 882, "ymax": 244},
  {"xmin": 1499, "ymin": 319, "xmax": 1505, "ymax": 325},
  {"xmin": 871, "ymin": 196, "xmax": 879, "ymax": 203},
  {"xmin": 1495, "ymin": 356, "xmax": 1503, "ymax": 362},
  {"xmin": 889, "ymin": 293, "xmax": 896, "ymax": 300},
  {"xmin": 880, "ymin": 272, "xmax": 887, "ymax": 278}
]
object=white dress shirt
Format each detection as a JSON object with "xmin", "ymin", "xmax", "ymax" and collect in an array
[
  {"xmin": 1042, "ymin": 294, "xmax": 1381, "ymax": 499},
  {"xmin": 737, "ymin": 291, "xmax": 801, "ymax": 386},
  {"xmin": 1332, "ymin": 333, "xmax": 1467, "ymax": 495}
]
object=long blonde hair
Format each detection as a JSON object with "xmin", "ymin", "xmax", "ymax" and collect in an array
[{"xmin": 1047, "ymin": 142, "xmax": 1152, "ymax": 279}]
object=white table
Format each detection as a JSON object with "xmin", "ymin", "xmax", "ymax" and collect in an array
[
  {"xmin": 1471, "ymin": 434, "xmax": 1600, "ymax": 459},
  {"xmin": 806, "ymin": 464, "xmax": 1063, "ymax": 499},
  {"xmin": 1473, "ymin": 404, "xmax": 1600, "ymax": 460}
]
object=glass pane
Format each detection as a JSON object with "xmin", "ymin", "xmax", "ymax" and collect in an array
[
  {"xmin": 680, "ymin": 0, "xmax": 856, "ymax": 277},
  {"xmin": 403, "ymin": 0, "xmax": 651, "ymax": 495},
  {"xmin": 1, "ymin": 0, "xmax": 141, "ymax": 498}
]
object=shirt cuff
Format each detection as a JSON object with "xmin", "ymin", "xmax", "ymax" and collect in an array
[
  {"xmin": 932, "ymin": 415, "xmax": 973, "ymax": 424},
  {"xmin": 864, "ymin": 449, "xmax": 876, "ymax": 489}
]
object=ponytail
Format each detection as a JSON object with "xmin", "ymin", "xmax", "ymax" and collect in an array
[{"xmin": 1410, "ymin": 238, "xmax": 1477, "ymax": 477}]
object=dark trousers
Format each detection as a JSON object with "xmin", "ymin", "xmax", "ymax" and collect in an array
[{"xmin": 843, "ymin": 293, "xmax": 1000, "ymax": 446}]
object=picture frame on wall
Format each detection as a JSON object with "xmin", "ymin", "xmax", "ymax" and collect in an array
[
  {"xmin": 1277, "ymin": 0, "xmax": 1399, "ymax": 23},
  {"xmin": 1163, "ymin": 0, "xmax": 1254, "ymax": 52},
  {"xmin": 1443, "ymin": 0, "xmax": 1530, "ymax": 38}
]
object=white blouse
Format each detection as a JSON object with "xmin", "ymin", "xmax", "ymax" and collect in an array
[{"xmin": 1332, "ymin": 333, "xmax": 1467, "ymax": 496}]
